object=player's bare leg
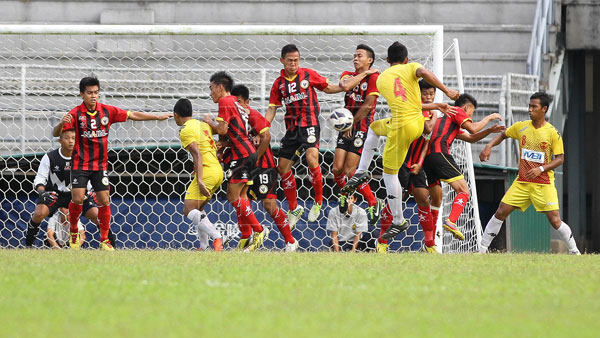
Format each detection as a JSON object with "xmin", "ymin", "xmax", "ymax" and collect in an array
[
  {"xmin": 227, "ymin": 182, "xmax": 266, "ymax": 251},
  {"xmin": 184, "ymin": 199, "xmax": 223, "ymax": 251},
  {"xmin": 278, "ymin": 157, "xmax": 304, "ymax": 227},
  {"xmin": 306, "ymin": 147, "xmax": 324, "ymax": 222}
]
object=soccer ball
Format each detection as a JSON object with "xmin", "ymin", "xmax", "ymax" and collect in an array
[{"xmin": 328, "ymin": 107, "xmax": 354, "ymax": 132}]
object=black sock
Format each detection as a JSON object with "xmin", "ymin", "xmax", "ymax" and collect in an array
[
  {"xmin": 108, "ymin": 228, "xmax": 117, "ymax": 248},
  {"xmin": 25, "ymin": 220, "xmax": 42, "ymax": 246}
]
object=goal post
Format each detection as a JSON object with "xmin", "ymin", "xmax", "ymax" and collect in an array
[{"xmin": 0, "ymin": 24, "xmax": 483, "ymax": 252}]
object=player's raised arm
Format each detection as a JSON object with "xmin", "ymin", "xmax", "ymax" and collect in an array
[
  {"xmin": 127, "ymin": 111, "xmax": 173, "ymax": 121},
  {"xmin": 416, "ymin": 67, "xmax": 459, "ymax": 100},
  {"xmin": 203, "ymin": 115, "xmax": 228, "ymax": 136},
  {"xmin": 339, "ymin": 68, "xmax": 379, "ymax": 92},
  {"xmin": 52, "ymin": 113, "xmax": 73, "ymax": 137},
  {"xmin": 465, "ymin": 113, "xmax": 502, "ymax": 133},
  {"xmin": 457, "ymin": 124, "xmax": 506, "ymax": 143},
  {"xmin": 479, "ymin": 131, "xmax": 508, "ymax": 162}
]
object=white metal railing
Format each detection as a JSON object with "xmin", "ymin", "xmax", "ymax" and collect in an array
[{"xmin": 526, "ymin": 0, "xmax": 554, "ymax": 78}]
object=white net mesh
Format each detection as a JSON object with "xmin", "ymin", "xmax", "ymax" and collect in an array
[{"xmin": 0, "ymin": 25, "xmax": 484, "ymax": 252}]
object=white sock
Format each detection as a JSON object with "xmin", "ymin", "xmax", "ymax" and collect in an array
[
  {"xmin": 187, "ymin": 209, "xmax": 222, "ymax": 240},
  {"xmin": 198, "ymin": 231, "xmax": 209, "ymax": 250},
  {"xmin": 556, "ymin": 222, "xmax": 579, "ymax": 253},
  {"xmin": 382, "ymin": 172, "xmax": 404, "ymax": 224},
  {"xmin": 356, "ymin": 127, "xmax": 379, "ymax": 173},
  {"xmin": 480, "ymin": 215, "xmax": 503, "ymax": 252}
]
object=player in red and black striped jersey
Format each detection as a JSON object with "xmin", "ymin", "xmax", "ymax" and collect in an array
[
  {"xmin": 204, "ymin": 72, "xmax": 268, "ymax": 251},
  {"xmin": 332, "ymin": 44, "xmax": 384, "ymax": 226},
  {"xmin": 265, "ymin": 44, "xmax": 343, "ymax": 225},
  {"xmin": 421, "ymin": 94, "xmax": 504, "ymax": 242},
  {"xmin": 53, "ymin": 77, "xmax": 172, "ymax": 251},
  {"xmin": 232, "ymin": 85, "xmax": 298, "ymax": 252}
]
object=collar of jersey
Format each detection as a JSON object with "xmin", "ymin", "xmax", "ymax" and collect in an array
[
  {"xmin": 280, "ymin": 68, "xmax": 299, "ymax": 82},
  {"xmin": 81, "ymin": 102, "xmax": 101, "ymax": 116}
]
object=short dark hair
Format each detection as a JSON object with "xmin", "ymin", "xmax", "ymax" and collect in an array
[
  {"xmin": 530, "ymin": 91, "xmax": 552, "ymax": 109},
  {"xmin": 356, "ymin": 44, "xmax": 375, "ymax": 67},
  {"xmin": 419, "ymin": 79, "xmax": 435, "ymax": 91},
  {"xmin": 79, "ymin": 76, "xmax": 100, "ymax": 93},
  {"xmin": 173, "ymin": 98, "xmax": 193, "ymax": 117},
  {"xmin": 209, "ymin": 71, "xmax": 234, "ymax": 93},
  {"xmin": 231, "ymin": 84, "xmax": 250, "ymax": 101},
  {"xmin": 60, "ymin": 128, "xmax": 75, "ymax": 137},
  {"xmin": 281, "ymin": 44, "xmax": 300, "ymax": 58},
  {"xmin": 387, "ymin": 41, "xmax": 408, "ymax": 64},
  {"xmin": 455, "ymin": 94, "xmax": 478, "ymax": 109}
]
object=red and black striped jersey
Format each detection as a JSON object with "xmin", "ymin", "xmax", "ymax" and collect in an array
[
  {"xmin": 340, "ymin": 71, "xmax": 380, "ymax": 133},
  {"xmin": 63, "ymin": 102, "xmax": 129, "ymax": 171},
  {"xmin": 247, "ymin": 107, "xmax": 277, "ymax": 169},
  {"xmin": 406, "ymin": 110, "xmax": 433, "ymax": 167},
  {"xmin": 269, "ymin": 67, "xmax": 329, "ymax": 131},
  {"xmin": 216, "ymin": 95, "xmax": 256, "ymax": 161},
  {"xmin": 428, "ymin": 107, "xmax": 472, "ymax": 155}
]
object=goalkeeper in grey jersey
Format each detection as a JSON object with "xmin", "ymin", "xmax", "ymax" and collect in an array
[{"xmin": 24, "ymin": 129, "xmax": 115, "ymax": 248}]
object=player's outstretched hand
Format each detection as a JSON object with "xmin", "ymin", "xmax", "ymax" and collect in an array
[
  {"xmin": 60, "ymin": 113, "xmax": 72, "ymax": 126},
  {"xmin": 409, "ymin": 163, "xmax": 422, "ymax": 175},
  {"xmin": 365, "ymin": 68, "xmax": 380, "ymax": 75},
  {"xmin": 197, "ymin": 181, "xmax": 211, "ymax": 197},
  {"xmin": 488, "ymin": 113, "xmax": 502, "ymax": 121},
  {"xmin": 39, "ymin": 191, "xmax": 58, "ymax": 206},
  {"xmin": 490, "ymin": 125, "xmax": 506, "ymax": 133},
  {"xmin": 203, "ymin": 115, "xmax": 214, "ymax": 125},
  {"xmin": 479, "ymin": 146, "xmax": 491, "ymax": 162},
  {"xmin": 446, "ymin": 89, "xmax": 460, "ymax": 101},
  {"xmin": 437, "ymin": 103, "xmax": 458, "ymax": 117},
  {"xmin": 157, "ymin": 113, "xmax": 173, "ymax": 120}
]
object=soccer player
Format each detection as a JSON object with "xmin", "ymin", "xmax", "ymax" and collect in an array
[
  {"xmin": 479, "ymin": 92, "xmax": 580, "ymax": 254},
  {"xmin": 203, "ymin": 72, "xmax": 268, "ymax": 251},
  {"xmin": 46, "ymin": 208, "xmax": 85, "ymax": 249},
  {"xmin": 53, "ymin": 76, "xmax": 172, "ymax": 251},
  {"xmin": 341, "ymin": 41, "xmax": 459, "ymax": 237},
  {"xmin": 231, "ymin": 84, "xmax": 298, "ymax": 252},
  {"xmin": 265, "ymin": 44, "xmax": 343, "ymax": 224},
  {"xmin": 409, "ymin": 94, "xmax": 504, "ymax": 243},
  {"xmin": 24, "ymin": 128, "xmax": 116, "ymax": 248},
  {"xmin": 326, "ymin": 194, "xmax": 368, "ymax": 252},
  {"xmin": 173, "ymin": 98, "xmax": 224, "ymax": 252},
  {"xmin": 333, "ymin": 44, "xmax": 384, "ymax": 225}
]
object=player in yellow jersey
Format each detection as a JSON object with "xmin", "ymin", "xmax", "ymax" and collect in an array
[
  {"xmin": 173, "ymin": 98, "xmax": 224, "ymax": 251},
  {"xmin": 479, "ymin": 92, "xmax": 580, "ymax": 254},
  {"xmin": 342, "ymin": 41, "xmax": 459, "ymax": 233}
]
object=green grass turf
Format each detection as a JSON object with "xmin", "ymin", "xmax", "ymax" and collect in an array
[{"xmin": 0, "ymin": 251, "xmax": 598, "ymax": 338}]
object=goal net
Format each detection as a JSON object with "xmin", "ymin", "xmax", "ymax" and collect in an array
[{"xmin": 0, "ymin": 24, "xmax": 479, "ymax": 252}]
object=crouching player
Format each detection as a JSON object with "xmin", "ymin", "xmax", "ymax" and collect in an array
[
  {"xmin": 174, "ymin": 98, "xmax": 224, "ymax": 251},
  {"xmin": 479, "ymin": 92, "xmax": 580, "ymax": 254}
]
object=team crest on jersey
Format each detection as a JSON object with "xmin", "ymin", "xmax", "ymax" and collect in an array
[
  {"xmin": 225, "ymin": 169, "xmax": 233, "ymax": 179},
  {"xmin": 300, "ymin": 79, "xmax": 309, "ymax": 89},
  {"xmin": 259, "ymin": 184, "xmax": 268, "ymax": 194},
  {"xmin": 102, "ymin": 177, "xmax": 109, "ymax": 186},
  {"xmin": 307, "ymin": 135, "xmax": 317, "ymax": 144},
  {"xmin": 360, "ymin": 82, "xmax": 368, "ymax": 91},
  {"xmin": 101, "ymin": 116, "xmax": 109, "ymax": 126},
  {"xmin": 540, "ymin": 142, "xmax": 548, "ymax": 150},
  {"xmin": 353, "ymin": 137, "xmax": 364, "ymax": 148},
  {"xmin": 79, "ymin": 116, "xmax": 86, "ymax": 122}
]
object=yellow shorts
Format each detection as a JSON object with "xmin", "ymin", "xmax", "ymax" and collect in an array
[
  {"xmin": 369, "ymin": 116, "xmax": 424, "ymax": 173},
  {"xmin": 185, "ymin": 165, "xmax": 224, "ymax": 201},
  {"xmin": 501, "ymin": 180, "xmax": 559, "ymax": 212}
]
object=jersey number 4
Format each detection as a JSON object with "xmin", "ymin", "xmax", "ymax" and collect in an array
[{"xmin": 394, "ymin": 77, "xmax": 407, "ymax": 101}]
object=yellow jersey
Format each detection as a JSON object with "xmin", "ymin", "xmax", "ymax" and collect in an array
[
  {"xmin": 376, "ymin": 62, "xmax": 423, "ymax": 128},
  {"xmin": 505, "ymin": 120, "xmax": 564, "ymax": 184},
  {"xmin": 179, "ymin": 119, "xmax": 220, "ymax": 169}
]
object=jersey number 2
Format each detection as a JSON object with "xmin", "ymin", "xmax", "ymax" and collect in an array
[{"xmin": 394, "ymin": 78, "xmax": 407, "ymax": 101}]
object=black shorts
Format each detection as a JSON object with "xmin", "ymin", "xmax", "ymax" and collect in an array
[
  {"xmin": 423, "ymin": 152, "xmax": 464, "ymax": 187},
  {"xmin": 398, "ymin": 165, "xmax": 428, "ymax": 192},
  {"xmin": 335, "ymin": 129, "xmax": 368, "ymax": 155},
  {"xmin": 71, "ymin": 170, "xmax": 110, "ymax": 192},
  {"xmin": 279, "ymin": 126, "xmax": 320, "ymax": 160},
  {"xmin": 248, "ymin": 167, "xmax": 278, "ymax": 200},
  {"xmin": 36, "ymin": 192, "xmax": 95, "ymax": 218},
  {"xmin": 224, "ymin": 154, "xmax": 256, "ymax": 184}
]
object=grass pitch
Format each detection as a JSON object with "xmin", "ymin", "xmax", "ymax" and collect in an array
[{"xmin": 1, "ymin": 251, "xmax": 598, "ymax": 338}]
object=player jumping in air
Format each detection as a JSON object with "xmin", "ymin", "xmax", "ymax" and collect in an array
[
  {"xmin": 341, "ymin": 41, "xmax": 459, "ymax": 236},
  {"xmin": 333, "ymin": 44, "xmax": 385, "ymax": 225},
  {"xmin": 265, "ymin": 44, "xmax": 343, "ymax": 225},
  {"xmin": 204, "ymin": 72, "xmax": 268, "ymax": 251},
  {"xmin": 232, "ymin": 85, "xmax": 298, "ymax": 252},
  {"xmin": 173, "ymin": 98, "xmax": 224, "ymax": 252},
  {"xmin": 54, "ymin": 77, "xmax": 172, "ymax": 250},
  {"xmin": 479, "ymin": 92, "xmax": 580, "ymax": 254}
]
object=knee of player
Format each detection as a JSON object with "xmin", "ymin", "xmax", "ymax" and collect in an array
[
  {"xmin": 546, "ymin": 213, "xmax": 562, "ymax": 228},
  {"xmin": 31, "ymin": 212, "xmax": 46, "ymax": 223},
  {"xmin": 262, "ymin": 199, "xmax": 277, "ymax": 214}
]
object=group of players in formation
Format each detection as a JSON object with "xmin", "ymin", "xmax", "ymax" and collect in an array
[{"xmin": 23, "ymin": 41, "xmax": 581, "ymax": 254}]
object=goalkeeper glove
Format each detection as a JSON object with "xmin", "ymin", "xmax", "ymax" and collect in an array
[{"xmin": 39, "ymin": 191, "xmax": 58, "ymax": 206}]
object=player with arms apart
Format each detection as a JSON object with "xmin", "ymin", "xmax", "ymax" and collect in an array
[
  {"xmin": 173, "ymin": 98, "xmax": 224, "ymax": 251},
  {"xmin": 265, "ymin": 44, "xmax": 343, "ymax": 225},
  {"xmin": 24, "ymin": 128, "xmax": 116, "ymax": 248},
  {"xmin": 334, "ymin": 44, "xmax": 384, "ymax": 225},
  {"xmin": 326, "ymin": 194, "xmax": 368, "ymax": 252},
  {"xmin": 341, "ymin": 41, "xmax": 459, "ymax": 239},
  {"xmin": 231, "ymin": 85, "xmax": 298, "ymax": 252},
  {"xmin": 204, "ymin": 72, "xmax": 268, "ymax": 251},
  {"xmin": 53, "ymin": 76, "xmax": 172, "ymax": 250},
  {"xmin": 479, "ymin": 92, "xmax": 580, "ymax": 254}
]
